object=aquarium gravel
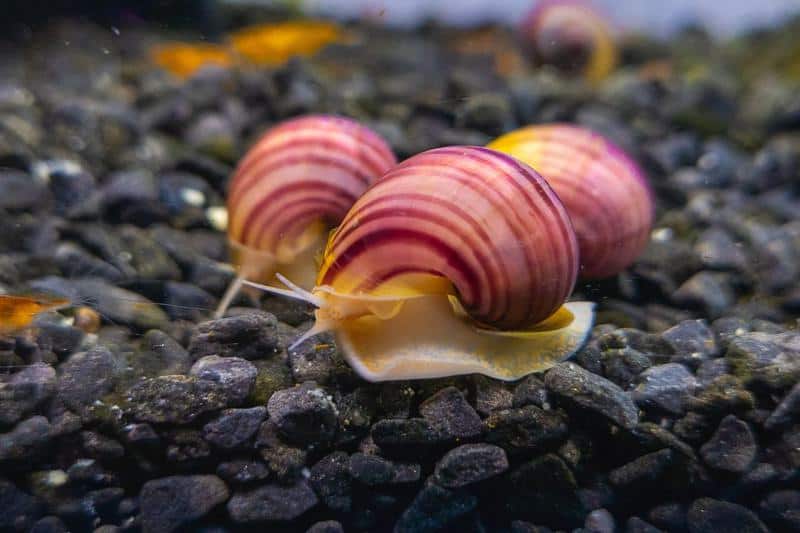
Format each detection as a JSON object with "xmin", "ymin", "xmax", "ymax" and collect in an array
[{"xmin": 0, "ymin": 9, "xmax": 799, "ymax": 533}]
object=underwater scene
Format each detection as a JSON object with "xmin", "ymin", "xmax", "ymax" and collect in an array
[{"xmin": 0, "ymin": 0, "xmax": 799, "ymax": 531}]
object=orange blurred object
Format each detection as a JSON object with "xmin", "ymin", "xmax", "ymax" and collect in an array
[
  {"xmin": 150, "ymin": 42, "xmax": 234, "ymax": 79},
  {"xmin": 0, "ymin": 295, "xmax": 71, "ymax": 336},
  {"xmin": 228, "ymin": 21, "xmax": 344, "ymax": 66}
]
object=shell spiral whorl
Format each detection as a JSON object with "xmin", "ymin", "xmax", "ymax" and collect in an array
[
  {"xmin": 227, "ymin": 115, "xmax": 397, "ymax": 262},
  {"xmin": 318, "ymin": 145, "xmax": 579, "ymax": 330},
  {"xmin": 488, "ymin": 124, "xmax": 654, "ymax": 279}
]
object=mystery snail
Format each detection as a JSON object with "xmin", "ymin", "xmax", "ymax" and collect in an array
[
  {"xmin": 488, "ymin": 123, "xmax": 654, "ymax": 278},
  {"xmin": 519, "ymin": 0, "xmax": 617, "ymax": 82},
  {"xmin": 247, "ymin": 146, "xmax": 595, "ymax": 382},
  {"xmin": 216, "ymin": 115, "xmax": 397, "ymax": 317}
]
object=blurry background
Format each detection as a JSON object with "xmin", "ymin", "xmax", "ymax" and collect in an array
[{"xmin": 6, "ymin": 0, "xmax": 800, "ymax": 35}]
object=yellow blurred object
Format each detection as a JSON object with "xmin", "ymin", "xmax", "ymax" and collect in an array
[
  {"xmin": 150, "ymin": 43, "xmax": 234, "ymax": 79},
  {"xmin": 228, "ymin": 21, "xmax": 344, "ymax": 66}
]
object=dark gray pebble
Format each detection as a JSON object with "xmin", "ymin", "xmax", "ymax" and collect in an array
[
  {"xmin": 764, "ymin": 382, "xmax": 800, "ymax": 430},
  {"xmin": 433, "ymin": 443, "xmax": 508, "ymax": 488},
  {"xmin": 80, "ymin": 431, "xmax": 125, "ymax": 461},
  {"xmin": 141, "ymin": 329, "xmax": 192, "ymax": 375},
  {"xmin": 512, "ymin": 375, "xmax": 548, "ymax": 408},
  {"xmin": 127, "ymin": 376, "xmax": 229, "ymax": 424},
  {"xmin": 632, "ymin": 363, "xmax": 698, "ymax": 415},
  {"xmin": 626, "ymin": 516, "xmax": 665, "ymax": 533},
  {"xmin": 189, "ymin": 312, "xmax": 279, "ymax": 361},
  {"xmin": 348, "ymin": 452, "xmax": 420, "ymax": 486},
  {"xmin": 309, "ymin": 451, "xmax": 352, "ymax": 512},
  {"xmin": 267, "ymin": 382, "xmax": 338, "ymax": 445},
  {"xmin": 139, "ymin": 475, "xmax": 229, "ymax": 533},
  {"xmin": 0, "ymin": 416, "xmax": 52, "ymax": 461},
  {"xmin": 189, "ymin": 355, "xmax": 257, "ymax": 405},
  {"xmin": 483, "ymin": 405, "xmax": 568, "ymax": 454},
  {"xmin": 227, "ymin": 481, "xmax": 318, "ymax": 523},
  {"xmin": 609, "ymin": 449, "xmax": 676, "ymax": 491},
  {"xmin": 0, "ymin": 478, "xmax": 44, "ymax": 530},
  {"xmin": 306, "ymin": 521, "xmax": 344, "ymax": 533},
  {"xmin": 0, "ymin": 363, "xmax": 56, "ymax": 427},
  {"xmin": 202, "ymin": 407, "xmax": 266, "ymax": 449},
  {"xmin": 216, "ymin": 460, "xmax": 270, "ymax": 485},
  {"xmin": 545, "ymin": 363, "xmax": 639, "ymax": 429},
  {"xmin": 394, "ymin": 483, "xmax": 477, "ymax": 533},
  {"xmin": 57, "ymin": 346, "xmax": 124, "ymax": 416},
  {"xmin": 699, "ymin": 415, "xmax": 756, "ymax": 474},
  {"xmin": 419, "ymin": 386, "xmax": 483, "ymax": 441},
  {"xmin": 687, "ymin": 498, "xmax": 768, "ymax": 533},
  {"xmin": 584, "ymin": 508, "xmax": 615, "ymax": 533},
  {"xmin": 759, "ymin": 490, "xmax": 800, "ymax": 532},
  {"xmin": 30, "ymin": 515, "xmax": 69, "ymax": 533}
]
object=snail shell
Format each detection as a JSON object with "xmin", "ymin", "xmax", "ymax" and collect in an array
[
  {"xmin": 255, "ymin": 146, "xmax": 595, "ymax": 382},
  {"xmin": 488, "ymin": 124, "xmax": 654, "ymax": 279},
  {"xmin": 520, "ymin": 0, "xmax": 617, "ymax": 82},
  {"xmin": 217, "ymin": 115, "xmax": 396, "ymax": 317}
]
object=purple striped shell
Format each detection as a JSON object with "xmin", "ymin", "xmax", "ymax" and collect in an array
[
  {"xmin": 317, "ymin": 146, "xmax": 579, "ymax": 330},
  {"xmin": 488, "ymin": 124, "xmax": 654, "ymax": 279},
  {"xmin": 226, "ymin": 115, "xmax": 396, "ymax": 282}
]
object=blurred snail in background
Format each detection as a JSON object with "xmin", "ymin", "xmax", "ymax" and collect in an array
[
  {"xmin": 519, "ymin": 0, "xmax": 617, "ymax": 82},
  {"xmin": 216, "ymin": 115, "xmax": 397, "ymax": 317},
  {"xmin": 488, "ymin": 124, "xmax": 654, "ymax": 278},
  {"xmin": 247, "ymin": 146, "xmax": 594, "ymax": 382}
]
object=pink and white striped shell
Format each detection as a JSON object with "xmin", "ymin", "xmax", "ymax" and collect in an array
[
  {"xmin": 488, "ymin": 124, "xmax": 654, "ymax": 279},
  {"xmin": 280, "ymin": 146, "xmax": 596, "ymax": 381},
  {"xmin": 225, "ymin": 115, "xmax": 397, "ymax": 288}
]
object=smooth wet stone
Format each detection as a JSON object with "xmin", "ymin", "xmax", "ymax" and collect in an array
[
  {"xmin": 433, "ymin": 443, "xmax": 508, "ymax": 488},
  {"xmin": 267, "ymin": 382, "xmax": 338, "ymax": 445},
  {"xmin": 62, "ymin": 278, "xmax": 169, "ymax": 330},
  {"xmin": 545, "ymin": 363, "xmax": 639, "ymax": 429},
  {"xmin": 661, "ymin": 320, "xmax": 718, "ymax": 364},
  {"xmin": 53, "ymin": 243, "xmax": 124, "ymax": 282},
  {"xmin": 632, "ymin": 363, "xmax": 699, "ymax": 415},
  {"xmin": 227, "ymin": 481, "xmax": 318, "ymax": 523},
  {"xmin": 0, "ymin": 170, "xmax": 49, "ymax": 211},
  {"xmin": 189, "ymin": 356, "xmax": 257, "ymax": 406},
  {"xmin": 0, "ymin": 363, "xmax": 56, "ymax": 427},
  {"xmin": 699, "ymin": 415, "xmax": 756, "ymax": 474},
  {"xmin": 687, "ymin": 498, "xmax": 768, "ymax": 533},
  {"xmin": 585, "ymin": 508, "xmax": 616, "ymax": 533},
  {"xmin": 309, "ymin": 451, "xmax": 352, "ymax": 512},
  {"xmin": 139, "ymin": 475, "xmax": 229, "ymax": 533},
  {"xmin": 419, "ymin": 386, "xmax": 482, "ymax": 441},
  {"xmin": 306, "ymin": 521, "xmax": 344, "ymax": 533},
  {"xmin": 188, "ymin": 312, "xmax": 279, "ymax": 361},
  {"xmin": 127, "ymin": 376, "xmax": 229, "ymax": 424},
  {"xmin": 202, "ymin": 407, "xmax": 266, "ymax": 449}
]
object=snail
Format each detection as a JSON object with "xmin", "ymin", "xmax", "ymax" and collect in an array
[
  {"xmin": 487, "ymin": 124, "xmax": 654, "ymax": 278},
  {"xmin": 519, "ymin": 0, "xmax": 617, "ymax": 82},
  {"xmin": 215, "ymin": 115, "xmax": 397, "ymax": 317},
  {"xmin": 246, "ymin": 146, "xmax": 595, "ymax": 382}
]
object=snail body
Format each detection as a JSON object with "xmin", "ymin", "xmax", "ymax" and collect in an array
[
  {"xmin": 216, "ymin": 115, "xmax": 396, "ymax": 317},
  {"xmin": 250, "ymin": 146, "xmax": 594, "ymax": 381},
  {"xmin": 488, "ymin": 124, "xmax": 654, "ymax": 278},
  {"xmin": 520, "ymin": 0, "xmax": 617, "ymax": 82}
]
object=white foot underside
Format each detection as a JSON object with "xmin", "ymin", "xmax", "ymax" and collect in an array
[{"xmin": 335, "ymin": 296, "xmax": 595, "ymax": 382}]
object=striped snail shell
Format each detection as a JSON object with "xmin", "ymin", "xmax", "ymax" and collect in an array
[
  {"xmin": 249, "ymin": 146, "xmax": 594, "ymax": 381},
  {"xmin": 488, "ymin": 124, "xmax": 654, "ymax": 279},
  {"xmin": 520, "ymin": 0, "xmax": 617, "ymax": 82},
  {"xmin": 216, "ymin": 115, "xmax": 396, "ymax": 317}
]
